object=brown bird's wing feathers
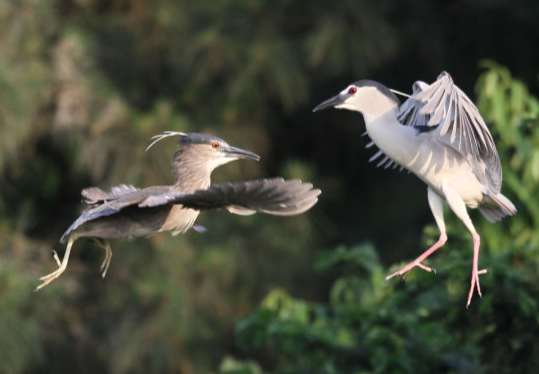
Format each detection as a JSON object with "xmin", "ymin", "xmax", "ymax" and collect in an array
[
  {"xmin": 61, "ymin": 179, "xmax": 320, "ymax": 243},
  {"xmin": 140, "ymin": 178, "xmax": 321, "ymax": 216},
  {"xmin": 81, "ymin": 184, "xmax": 140, "ymax": 203},
  {"xmin": 61, "ymin": 185, "xmax": 172, "ymax": 243}
]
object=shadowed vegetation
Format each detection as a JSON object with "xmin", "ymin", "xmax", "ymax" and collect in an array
[{"xmin": 0, "ymin": 0, "xmax": 538, "ymax": 373}]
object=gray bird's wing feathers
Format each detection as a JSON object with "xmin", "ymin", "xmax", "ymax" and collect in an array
[
  {"xmin": 140, "ymin": 178, "xmax": 321, "ymax": 216},
  {"xmin": 61, "ymin": 179, "xmax": 320, "ymax": 243},
  {"xmin": 397, "ymin": 71, "xmax": 502, "ymax": 193}
]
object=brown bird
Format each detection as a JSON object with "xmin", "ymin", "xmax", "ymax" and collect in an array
[{"xmin": 37, "ymin": 132, "xmax": 320, "ymax": 290}]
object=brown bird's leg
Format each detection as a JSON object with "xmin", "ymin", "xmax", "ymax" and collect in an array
[
  {"xmin": 35, "ymin": 236, "xmax": 75, "ymax": 291},
  {"xmin": 92, "ymin": 239, "xmax": 113, "ymax": 278}
]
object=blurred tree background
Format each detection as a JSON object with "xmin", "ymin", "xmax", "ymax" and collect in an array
[{"xmin": 0, "ymin": 0, "xmax": 538, "ymax": 373}]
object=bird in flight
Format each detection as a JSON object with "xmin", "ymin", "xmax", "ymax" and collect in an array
[
  {"xmin": 313, "ymin": 72, "xmax": 516, "ymax": 307},
  {"xmin": 37, "ymin": 132, "xmax": 320, "ymax": 290}
]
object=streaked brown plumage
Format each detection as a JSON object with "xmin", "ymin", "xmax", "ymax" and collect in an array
[{"xmin": 36, "ymin": 132, "xmax": 320, "ymax": 290}]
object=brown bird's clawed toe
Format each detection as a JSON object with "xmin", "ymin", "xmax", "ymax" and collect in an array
[{"xmin": 91, "ymin": 239, "xmax": 113, "ymax": 278}]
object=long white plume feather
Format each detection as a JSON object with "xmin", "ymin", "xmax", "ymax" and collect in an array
[{"xmin": 146, "ymin": 131, "xmax": 187, "ymax": 151}]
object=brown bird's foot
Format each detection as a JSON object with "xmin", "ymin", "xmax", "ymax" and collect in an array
[
  {"xmin": 100, "ymin": 254, "xmax": 112, "ymax": 278},
  {"xmin": 35, "ymin": 238, "xmax": 75, "ymax": 291},
  {"xmin": 36, "ymin": 253, "xmax": 69, "ymax": 291},
  {"xmin": 52, "ymin": 250, "xmax": 61, "ymax": 267},
  {"xmin": 386, "ymin": 232, "xmax": 447, "ymax": 281},
  {"xmin": 92, "ymin": 239, "xmax": 113, "ymax": 278},
  {"xmin": 466, "ymin": 233, "xmax": 486, "ymax": 308},
  {"xmin": 36, "ymin": 267, "xmax": 67, "ymax": 291}
]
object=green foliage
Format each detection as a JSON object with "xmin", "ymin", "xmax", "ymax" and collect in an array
[
  {"xmin": 0, "ymin": 0, "xmax": 538, "ymax": 373},
  {"xmin": 475, "ymin": 62, "xmax": 539, "ymax": 251},
  {"xmin": 232, "ymin": 243, "xmax": 539, "ymax": 374},
  {"xmin": 218, "ymin": 356, "xmax": 263, "ymax": 374},
  {"xmin": 0, "ymin": 0, "xmax": 55, "ymax": 172},
  {"xmin": 0, "ymin": 261, "xmax": 44, "ymax": 372}
]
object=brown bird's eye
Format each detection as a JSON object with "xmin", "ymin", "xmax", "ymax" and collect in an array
[
  {"xmin": 212, "ymin": 141, "xmax": 220, "ymax": 149},
  {"xmin": 348, "ymin": 87, "xmax": 357, "ymax": 95}
]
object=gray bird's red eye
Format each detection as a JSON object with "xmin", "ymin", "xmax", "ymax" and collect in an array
[
  {"xmin": 348, "ymin": 87, "xmax": 357, "ymax": 95},
  {"xmin": 212, "ymin": 142, "xmax": 220, "ymax": 149}
]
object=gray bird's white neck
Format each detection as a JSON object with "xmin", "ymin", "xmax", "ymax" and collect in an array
[{"xmin": 363, "ymin": 109, "xmax": 423, "ymax": 168}]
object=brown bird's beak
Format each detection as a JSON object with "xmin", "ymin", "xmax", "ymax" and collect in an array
[{"xmin": 224, "ymin": 146, "xmax": 260, "ymax": 161}]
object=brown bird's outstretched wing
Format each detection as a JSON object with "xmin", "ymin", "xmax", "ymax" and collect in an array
[
  {"xmin": 139, "ymin": 178, "xmax": 321, "ymax": 216},
  {"xmin": 61, "ymin": 184, "xmax": 173, "ymax": 243},
  {"xmin": 81, "ymin": 184, "xmax": 140, "ymax": 203},
  {"xmin": 61, "ymin": 179, "xmax": 320, "ymax": 243}
]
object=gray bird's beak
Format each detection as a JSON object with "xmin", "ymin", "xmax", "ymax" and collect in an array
[
  {"xmin": 224, "ymin": 146, "xmax": 260, "ymax": 161},
  {"xmin": 312, "ymin": 94, "xmax": 345, "ymax": 112}
]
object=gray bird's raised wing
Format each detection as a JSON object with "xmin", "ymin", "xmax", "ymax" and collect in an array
[
  {"xmin": 139, "ymin": 178, "xmax": 321, "ymax": 216},
  {"xmin": 397, "ymin": 71, "xmax": 502, "ymax": 193}
]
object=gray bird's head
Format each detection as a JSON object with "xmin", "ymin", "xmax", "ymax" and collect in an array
[{"xmin": 313, "ymin": 80, "xmax": 400, "ymax": 121}]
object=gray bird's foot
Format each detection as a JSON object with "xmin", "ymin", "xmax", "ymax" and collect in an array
[
  {"xmin": 386, "ymin": 260, "xmax": 436, "ymax": 281},
  {"xmin": 466, "ymin": 232, "xmax": 486, "ymax": 308},
  {"xmin": 466, "ymin": 268, "xmax": 488, "ymax": 308},
  {"xmin": 386, "ymin": 233, "xmax": 447, "ymax": 281}
]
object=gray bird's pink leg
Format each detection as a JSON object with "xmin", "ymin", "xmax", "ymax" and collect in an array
[
  {"xmin": 386, "ymin": 187, "xmax": 447, "ymax": 280},
  {"xmin": 386, "ymin": 233, "xmax": 447, "ymax": 280},
  {"xmin": 467, "ymin": 232, "xmax": 488, "ymax": 308},
  {"xmin": 443, "ymin": 186, "xmax": 487, "ymax": 308}
]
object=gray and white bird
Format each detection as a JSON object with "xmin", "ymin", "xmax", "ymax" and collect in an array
[
  {"xmin": 313, "ymin": 72, "xmax": 516, "ymax": 307},
  {"xmin": 37, "ymin": 132, "xmax": 320, "ymax": 290}
]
